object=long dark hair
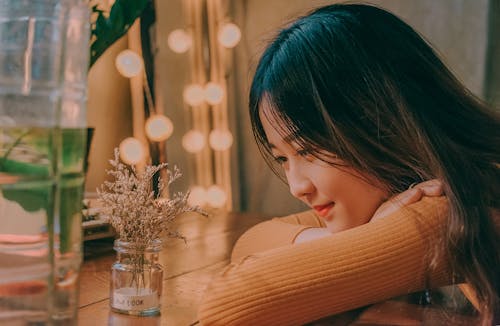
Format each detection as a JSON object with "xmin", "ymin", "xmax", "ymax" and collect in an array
[{"xmin": 249, "ymin": 3, "xmax": 500, "ymax": 324}]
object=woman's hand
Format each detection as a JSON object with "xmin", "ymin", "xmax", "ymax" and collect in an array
[
  {"xmin": 371, "ymin": 179, "xmax": 443, "ymax": 221},
  {"xmin": 294, "ymin": 227, "xmax": 332, "ymax": 244}
]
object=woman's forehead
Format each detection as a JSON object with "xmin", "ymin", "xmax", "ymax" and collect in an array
[
  {"xmin": 260, "ymin": 105, "xmax": 303, "ymax": 145},
  {"xmin": 259, "ymin": 101, "xmax": 286, "ymax": 131}
]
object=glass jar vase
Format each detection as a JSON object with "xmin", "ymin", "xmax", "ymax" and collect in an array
[{"xmin": 110, "ymin": 239, "xmax": 163, "ymax": 316}]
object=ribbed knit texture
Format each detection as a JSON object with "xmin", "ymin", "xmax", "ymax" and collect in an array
[
  {"xmin": 230, "ymin": 210, "xmax": 325, "ymax": 261},
  {"xmin": 199, "ymin": 197, "xmax": 453, "ymax": 325}
]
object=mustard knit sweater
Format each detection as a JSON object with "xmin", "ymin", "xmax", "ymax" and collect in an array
[{"xmin": 198, "ymin": 197, "xmax": 456, "ymax": 325}]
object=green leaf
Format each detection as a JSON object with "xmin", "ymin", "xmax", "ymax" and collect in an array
[
  {"xmin": 0, "ymin": 159, "xmax": 50, "ymax": 212},
  {"xmin": 89, "ymin": 0, "xmax": 149, "ymax": 68},
  {"xmin": 0, "ymin": 158, "xmax": 49, "ymax": 177}
]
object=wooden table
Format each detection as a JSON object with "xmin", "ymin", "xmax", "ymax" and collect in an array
[{"xmin": 78, "ymin": 211, "xmax": 480, "ymax": 325}]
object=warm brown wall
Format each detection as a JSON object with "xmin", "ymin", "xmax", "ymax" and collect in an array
[{"xmin": 85, "ymin": 37, "xmax": 133, "ymax": 194}]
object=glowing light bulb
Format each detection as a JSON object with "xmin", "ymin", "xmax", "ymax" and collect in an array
[
  {"xmin": 182, "ymin": 130, "xmax": 205, "ymax": 153},
  {"xmin": 119, "ymin": 137, "xmax": 145, "ymax": 165},
  {"xmin": 218, "ymin": 23, "xmax": 241, "ymax": 48},
  {"xmin": 183, "ymin": 84, "xmax": 205, "ymax": 106},
  {"xmin": 207, "ymin": 185, "xmax": 227, "ymax": 208},
  {"xmin": 167, "ymin": 29, "xmax": 192, "ymax": 53},
  {"xmin": 209, "ymin": 129, "xmax": 233, "ymax": 151},
  {"xmin": 115, "ymin": 50, "xmax": 143, "ymax": 78},
  {"xmin": 204, "ymin": 82, "xmax": 224, "ymax": 105},
  {"xmin": 188, "ymin": 186, "xmax": 207, "ymax": 206},
  {"xmin": 145, "ymin": 115, "xmax": 174, "ymax": 142}
]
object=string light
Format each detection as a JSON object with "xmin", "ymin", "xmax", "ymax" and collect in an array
[
  {"xmin": 139, "ymin": 5, "xmax": 236, "ymax": 209},
  {"xmin": 113, "ymin": 6, "xmax": 236, "ymax": 212},
  {"xmin": 119, "ymin": 137, "xmax": 145, "ymax": 165},
  {"xmin": 209, "ymin": 129, "xmax": 233, "ymax": 151},
  {"xmin": 183, "ymin": 84, "xmax": 205, "ymax": 106},
  {"xmin": 206, "ymin": 185, "xmax": 227, "ymax": 208},
  {"xmin": 204, "ymin": 82, "xmax": 224, "ymax": 105},
  {"xmin": 187, "ymin": 186, "xmax": 207, "ymax": 206},
  {"xmin": 167, "ymin": 29, "xmax": 192, "ymax": 53},
  {"xmin": 145, "ymin": 115, "xmax": 174, "ymax": 142},
  {"xmin": 115, "ymin": 50, "xmax": 143, "ymax": 78},
  {"xmin": 218, "ymin": 23, "xmax": 241, "ymax": 48},
  {"xmin": 182, "ymin": 130, "xmax": 206, "ymax": 153}
]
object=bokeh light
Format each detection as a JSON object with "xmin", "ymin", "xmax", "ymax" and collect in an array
[
  {"xmin": 182, "ymin": 130, "xmax": 206, "ymax": 153},
  {"xmin": 115, "ymin": 50, "xmax": 143, "ymax": 78},
  {"xmin": 183, "ymin": 84, "xmax": 205, "ymax": 106},
  {"xmin": 204, "ymin": 82, "xmax": 224, "ymax": 105},
  {"xmin": 206, "ymin": 185, "xmax": 227, "ymax": 208},
  {"xmin": 218, "ymin": 23, "xmax": 241, "ymax": 48},
  {"xmin": 119, "ymin": 137, "xmax": 145, "ymax": 165},
  {"xmin": 187, "ymin": 186, "xmax": 207, "ymax": 207},
  {"xmin": 167, "ymin": 29, "xmax": 192, "ymax": 53},
  {"xmin": 209, "ymin": 129, "xmax": 233, "ymax": 151},
  {"xmin": 145, "ymin": 115, "xmax": 174, "ymax": 142}
]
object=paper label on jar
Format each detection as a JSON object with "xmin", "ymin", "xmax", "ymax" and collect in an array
[{"xmin": 112, "ymin": 287, "xmax": 159, "ymax": 311}]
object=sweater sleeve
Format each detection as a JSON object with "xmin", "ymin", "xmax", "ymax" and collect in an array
[
  {"xmin": 198, "ymin": 197, "xmax": 454, "ymax": 326},
  {"xmin": 231, "ymin": 210, "xmax": 325, "ymax": 261}
]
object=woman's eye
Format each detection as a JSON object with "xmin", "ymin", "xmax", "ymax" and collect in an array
[
  {"xmin": 296, "ymin": 149, "xmax": 310, "ymax": 157},
  {"xmin": 273, "ymin": 156, "xmax": 287, "ymax": 165},
  {"xmin": 296, "ymin": 149, "xmax": 314, "ymax": 161}
]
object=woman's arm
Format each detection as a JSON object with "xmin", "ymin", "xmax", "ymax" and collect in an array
[
  {"xmin": 231, "ymin": 210, "xmax": 325, "ymax": 261},
  {"xmin": 199, "ymin": 197, "xmax": 454, "ymax": 326},
  {"xmin": 233, "ymin": 181, "xmax": 444, "ymax": 257}
]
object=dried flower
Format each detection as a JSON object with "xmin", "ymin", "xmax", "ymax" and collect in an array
[{"xmin": 97, "ymin": 148, "xmax": 205, "ymax": 247}]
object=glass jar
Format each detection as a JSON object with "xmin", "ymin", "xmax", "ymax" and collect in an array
[{"xmin": 110, "ymin": 239, "xmax": 163, "ymax": 316}]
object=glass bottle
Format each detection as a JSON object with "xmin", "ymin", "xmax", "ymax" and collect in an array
[
  {"xmin": 0, "ymin": 0, "xmax": 89, "ymax": 324},
  {"xmin": 110, "ymin": 239, "xmax": 163, "ymax": 316}
]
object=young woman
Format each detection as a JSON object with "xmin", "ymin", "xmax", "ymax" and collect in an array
[{"xmin": 199, "ymin": 3, "xmax": 500, "ymax": 325}]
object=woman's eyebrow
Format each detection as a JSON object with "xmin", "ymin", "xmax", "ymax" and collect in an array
[
  {"xmin": 283, "ymin": 133, "xmax": 300, "ymax": 143},
  {"xmin": 267, "ymin": 133, "xmax": 300, "ymax": 149}
]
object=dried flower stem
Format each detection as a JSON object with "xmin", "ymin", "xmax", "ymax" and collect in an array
[
  {"xmin": 98, "ymin": 148, "xmax": 204, "ymax": 245},
  {"xmin": 97, "ymin": 148, "xmax": 206, "ymax": 290}
]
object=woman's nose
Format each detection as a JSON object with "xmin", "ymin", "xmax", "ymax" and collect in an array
[{"xmin": 287, "ymin": 164, "xmax": 314, "ymax": 199}]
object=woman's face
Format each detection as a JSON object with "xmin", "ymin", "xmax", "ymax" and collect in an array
[{"xmin": 260, "ymin": 105, "xmax": 389, "ymax": 233}]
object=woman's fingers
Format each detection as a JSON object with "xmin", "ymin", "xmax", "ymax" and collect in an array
[
  {"xmin": 372, "ymin": 187, "xmax": 423, "ymax": 221},
  {"xmin": 413, "ymin": 179, "xmax": 443, "ymax": 197},
  {"xmin": 371, "ymin": 179, "xmax": 444, "ymax": 221}
]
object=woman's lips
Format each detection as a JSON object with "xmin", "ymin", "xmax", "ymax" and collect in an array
[{"xmin": 313, "ymin": 203, "xmax": 334, "ymax": 218}]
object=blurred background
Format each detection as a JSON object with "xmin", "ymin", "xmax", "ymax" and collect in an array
[{"xmin": 85, "ymin": 0, "xmax": 500, "ymax": 218}]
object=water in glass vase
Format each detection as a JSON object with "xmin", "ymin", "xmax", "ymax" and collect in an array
[
  {"xmin": 0, "ymin": 126, "xmax": 56, "ymax": 325},
  {"xmin": 0, "ymin": 1, "xmax": 90, "ymax": 323},
  {"xmin": 53, "ymin": 127, "xmax": 87, "ymax": 323},
  {"xmin": 0, "ymin": 126, "xmax": 87, "ymax": 324}
]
